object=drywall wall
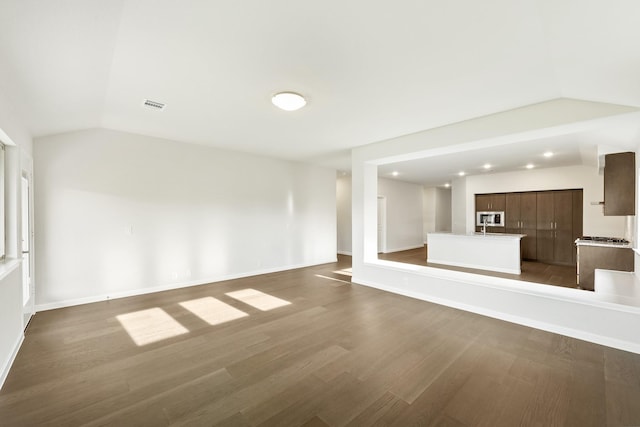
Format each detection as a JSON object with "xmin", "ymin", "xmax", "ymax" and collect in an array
[
  {"xmin": 377, "ymin": 178, "xmax": 424, "ymax": 252},
  {"xmin": 0, "ymin": 88, "xmax": 32, "ymax": 389},
  {"xmin": 423, "ymin": 186, "xmax": 452, "ymax": 241},
  {"xmin": 422, "ymin": 187, "xmax": 436, "ymax": 240},
  {"xmin": 34, "ymin": 128, "xmax": 337, "ymax": 309},
  {"xmin": 336, "ymin": 174, "xmax": 352, "ymax": 255},
  {"xmin": 451, "ymin": 176, "xmax": 467, "ymax": 233},
  {"xmin": 337, "ymin": 175, "xmax": 424, "ymax": 254},
  {"xmin": 463, "ymin": 164, "xmax": 625, "ymax": 236},
  {"xmin": 435, "ymin": 187, "xmax": 452, "ymax": 232}
]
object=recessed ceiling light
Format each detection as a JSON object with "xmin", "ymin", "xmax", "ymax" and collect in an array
[
  {"xmin": 444, "ymin": 183, "xmax": 450, "ymax": 188},
  {"xmin": 458, "ymin": 171, "xmax": 465, "ymax": 176},
  {"xmin": 392, "ymin": 171, "xmax": 399, "ymax": 177},
  {"xmin": 483, "ymin": 163, "xmax": 491, "ymax": 170},
  {"xmin": 272, "ymin": 92, "xmax": 306, "ymax": 111},
  {"xmin": 526, "ymin": 163, "xmax": 535, "ymax": 169},
  {"xmin": 543, "ymin": 151, "xmax": 554, "ymax": 158}
]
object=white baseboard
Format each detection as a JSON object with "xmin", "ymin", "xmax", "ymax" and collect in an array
[
  {"xmin": 35, "ymin": 258, "xmax": 338, "ymax": 312},
  {"xmin": 337, "ymin": 251, "xmax": 352, "ymax": 256},
  {"xmin": 0, "ymin": 333, "xmax": 24, "ymax": 390},
  {"xmin": 427, "ymin": 258, "xmax": 521, "ymax": 275}
]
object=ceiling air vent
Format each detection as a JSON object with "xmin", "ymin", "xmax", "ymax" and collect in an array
[{"xmin": 142, "ymin": 99, "xmax": 166, "ymax": 110}]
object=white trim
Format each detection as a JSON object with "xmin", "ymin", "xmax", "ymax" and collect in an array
[
  {"xmin": 337, "ymin": 251, "xmax": 352, "ymax": 256},
  {"xmin": 427, "ymin": 258, "xmax": 521, "ymax": 275},
  {"xmin": 0, "ymin": 333, "xmax": 24, "ymax": 390},
  {"xmin": 35, "ymin": 258, "xmax": 337, "ymax": 312}
]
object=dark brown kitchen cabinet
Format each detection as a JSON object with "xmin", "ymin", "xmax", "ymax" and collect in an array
[
  {"xmin": 536, "ymin": 190, "xmax": 582, "ymax": 266},
  {"xmin": 577, "ymin": 245, "xmax": 633, "ymax": 291},
  {"xmin": 505, "ymin": 192, "xmax": 537, "ymax": 260},
  {"xmin": 475, "ymin": 193, "xmax": 505, "ymax": 211},
  {"xmin": 604, "ymin": 152, "xmax": 635, "ymax": 216}
]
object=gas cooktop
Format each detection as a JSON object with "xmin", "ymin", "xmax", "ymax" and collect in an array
[{"xmin": 577, "ymin": 236, "xmax": 630, "ymax": 244}]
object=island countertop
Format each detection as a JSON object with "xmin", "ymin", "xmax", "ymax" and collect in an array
[
  {"xmin": 427, "ymin": 232, "xmax": 524, "ymax": 274},
  {"xmin": 428, "ymin": 232, "xmax": 526, "ymax": 240}
]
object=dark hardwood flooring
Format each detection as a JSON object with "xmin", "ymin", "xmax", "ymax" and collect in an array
[
  {"xmin": 1, "ymin": 255, "xmax": 640, "ymax": 426},
  {"xmin": 379, "ymin": 247, "xmax": 578, "ymax": 289}
]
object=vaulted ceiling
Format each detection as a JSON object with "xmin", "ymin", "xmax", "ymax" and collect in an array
[{"xmin": 1, "ymin": 1, "xmax": 639, "ymax": 172}]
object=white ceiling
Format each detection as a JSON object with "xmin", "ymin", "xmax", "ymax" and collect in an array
[{"xmin": 1, "ymin": 0, "xmax": 640, "ymax": 172}]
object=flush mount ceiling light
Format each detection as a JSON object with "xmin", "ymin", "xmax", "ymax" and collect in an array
[
  {"xmin": 544, "ymin": 151, "xmax": 554, "ymax": 158},
  {"xmin": 526, "ymin": 163, "xmax": 535, "ymax": 169},
  {"xmin": 392, "ymin": 171, "xmax": 399, "ymax": 177},
  {"xmin": 272, "ymin": 92, "xmax": 306, "ymax": 111}
]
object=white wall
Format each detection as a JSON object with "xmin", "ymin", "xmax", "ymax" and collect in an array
[
  {"xmin": 461, "ymin": 164, "xmax": 625, "ymax": 236},
  {"xmin": 451, "ymin": 176, "xmax": 467, "ymax": 233},
  {"xmin": 336, "ymin": 174, "xmax": 352, "ymax": 255},
  {"xmin": 0, "ymin": 88, "xmax": 32, "ymax": 389},
  {"xmin": 435, "ymin": 187, "xmax": 452, "ymax": 232},
  {"xmin": 337, "ymin": 175, "xmax": 424, "ymax": 254},
  {"xmin": 422, "ymin": 187, "xmax": 436, "ymax": 239},
  {"xmin": 34, "ymin": 128, "xmax": 337, "ymax": 309},
  {"xmin": 377, "ymin": 178, "xmax": 424, "ymax": 252},
  {"xmin": 423, "ymin": 186, "xmax": 452, "ymax": 241}
]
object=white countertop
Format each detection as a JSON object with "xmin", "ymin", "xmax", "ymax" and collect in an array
[
  {"xmin": 575, "ymin": 240, "xmax": 632, "ymax": 249},
  {"xmin": 428, "ymin": 232, "xmax": 526, "ymax": 239}
]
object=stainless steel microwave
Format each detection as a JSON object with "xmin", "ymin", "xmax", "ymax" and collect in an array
[{"xmin": 476, "ymin": 211, "xmax": 505, "ymax": 227}]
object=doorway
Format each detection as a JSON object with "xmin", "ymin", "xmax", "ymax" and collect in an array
[{"xmin": 22, "ymin": 172, "xmax": 34, "ymax": 328}]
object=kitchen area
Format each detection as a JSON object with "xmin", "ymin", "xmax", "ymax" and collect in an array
[{"xmin": 426, "ymin": 151, "xmax": 637, "ymax": 299}]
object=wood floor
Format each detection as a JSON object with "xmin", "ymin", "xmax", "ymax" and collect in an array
[
  {"xmin": 379, "ymin": 247, "xmax": 578, "ymax": 289},
  {"xmin": 2, "ymin": 255, "xmax": 640, "ymax": 426}
]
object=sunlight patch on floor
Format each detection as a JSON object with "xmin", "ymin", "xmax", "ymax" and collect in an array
[
  {"xmin": 116, "ymin": 307, "xmax": 189, "ymax": 346},
  {"xmin": 333, "ymin": 268, "xmax": 352, "ymax": 277},
  {"xmin": 315, "ymin": 274, "xmax": 351, "ymax": 285},
  {"xmin": 225, "ymin": 288, "xmax": 291, "ymax": 311},
  {"xmin": 179, "ymin": 296, "xmax": 249, "ymax": 325}
]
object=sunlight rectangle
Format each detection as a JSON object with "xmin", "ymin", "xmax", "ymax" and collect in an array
[
  {"xmin": 225, "ymin": 288, "xmax": 291, "ymax": 311},
  {"xmin": 179, "ymin": 297, "xmax": 249, "ymax": 326},
  {"xmin": 332, "ymin": 268, "xmax": 352, "ymax": 277},
  {"xmin": 116, "ymin": 307, "xmax": 189, "ymax": 346}
]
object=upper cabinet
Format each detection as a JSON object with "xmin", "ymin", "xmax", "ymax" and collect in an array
[
  {"xmin": 604, "ymin": 152, "xmax": 636, "ymax": 216},
  {"xmin": 476, "ymin": 193, "xmax": 505, "ymax": 211}
]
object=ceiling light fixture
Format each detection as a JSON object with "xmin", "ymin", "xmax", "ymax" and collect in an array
[
  {"xmin": 483, "ymin": 163, "xmax": 491, "ymax": 170},
  {"xmin": 543, "ymin": 151, "xmax": 554, "ymax": 158},
  {"xmin": 392, "ymin": 171, "xmax": 399, "ymax": 177},
  {"xmin": 458, "ymin": 171, "xmax": 465, "ymax": 176},
  {"xmin": 272, "ymin": 92, "xmax": 306, "ymax": 111},
  {"xmin": 526, "ymin": 164, "xmax": 535, "ymax": 169},
  {"xmin": 444, "ymin": 183, "xmax": 450, "ymax": 188}
]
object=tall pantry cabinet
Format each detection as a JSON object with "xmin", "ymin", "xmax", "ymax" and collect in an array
[
  {"xmin": 505, "ymin": 192, "xmax": 537, "ymax": 260},
  {"xmin": 536, "ymin": 190, "xmax": 582, "ymax": 265}
]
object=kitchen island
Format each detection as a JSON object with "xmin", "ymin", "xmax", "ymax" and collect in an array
[{"xmin": 427, "ymin": 232, "xmax": 526, "ymax": 274}]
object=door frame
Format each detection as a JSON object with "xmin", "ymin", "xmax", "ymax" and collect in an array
[{"xmin": 21, "ymin": 170, "xmax": 34, "ymax": 329}]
